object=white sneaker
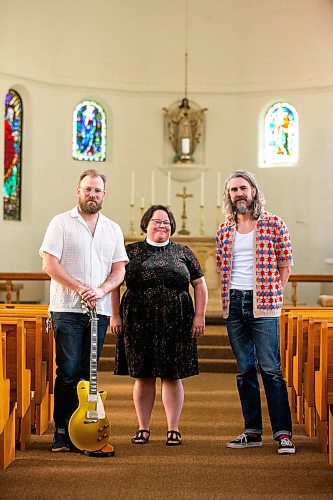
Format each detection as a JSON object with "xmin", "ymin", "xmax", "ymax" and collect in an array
[
  {"xmin": 227, "ymin": 433, "xmax": 262, "ymax": 448},
  {"xmin": 278, "ymin": 437, "xmax": 296, "ymax": 454}
]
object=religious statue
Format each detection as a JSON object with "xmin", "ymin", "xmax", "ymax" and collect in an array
[{"xmin": 163, "ymin": 98, "xmax": 207, "ymax": 164}]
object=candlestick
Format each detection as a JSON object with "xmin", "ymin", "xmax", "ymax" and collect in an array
[
  {"xmin": 167, "ymin": 171, "xmax": 171, "ymax": 206},
  {"xmin": 131, "ymin": 170, "xmax": 135, "ymax": 206},
  {"xmin": 151, "ymin": 171, "xmax": 155, "ymax": 205},
  {"xmin": 140, "ymin": 204, "xmax": 145, "ymax": 236},
  {"xmin": 199, "ymin": 205, "xmax": 205, "ymax": 236},
  {"xmin": 217, "ymin": 171, "xmax": 221, "ymax": 208},
  {"xmin": 216, "ymin": 205, "xmax": 221, "ymax": 231},
  {"xmin": 129, "ymin": 203, "xmax": 135, "ymax": 236},
  {"xmin": 200, "ymin": 172, "xmax": 205, "ymax": 207}
]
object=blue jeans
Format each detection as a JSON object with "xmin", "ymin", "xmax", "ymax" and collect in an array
[
  {"xmin": 51, "ymin": 312, "xmax": 109, "ymax": 429},
  {"xmin": 226, "ymin": 290, "xmax": 292, "ymax": 439}
]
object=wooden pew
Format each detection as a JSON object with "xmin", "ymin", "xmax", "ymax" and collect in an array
[
  {"xmin": 0, "ymin": 304, "xmax": 55, "ymax": 467},
  {"xmin": 0, "ymin": 308, "xmax": 55, "ymax": 436},
  {"xmin": 282, "ymin": 306, "xmax": 333, "ymax": 314},
  {"xmin": 292, "ymin": 311, "xmax": 333, "ymax": 424},
  {"xmin": 280, "ymin": 308, "xmax": 333, "ymax": 416},
  {"xmin": 0, "ymin": 304, "xmax": 49, "ymax": 312},
  {"xmin": 0, "ymin": 318, "xmax": 31, "ymax": 451},
  {"xmin": 279, "ymin": 312, "xmax": 288, "ymax": 375},
  {"xmin": 290, "ymin": 314, "xmax": 333, "ymax": 445},
  {"xmin": 329, "ymin": 406, "xmax": 333, "ymax": 467},
  {"xmin": 280, "ymin": 307, "xmax": 333, "ymax": 380},
  {"xmin": 314, "ymin": 321, "xmax": 333, "ymax": 453},
  {"xmin": 280, "ymin": 308, "xmax": 333, "ymax": 434},
  {"xmin": 0, "ymin": 326, "xmax": 16, "ymax": 469}
]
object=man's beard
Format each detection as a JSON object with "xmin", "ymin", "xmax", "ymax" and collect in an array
[
  {"xmin": 232, "ymin": 197, "xmax": 253, "ymax": 215},
  {"xmin": 79, "ymin": 198, "xmax": 103, "ymax": 214}
]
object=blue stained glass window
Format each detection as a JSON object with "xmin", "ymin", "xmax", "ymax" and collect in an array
[
  {"xmin": 4, "ymin": 89, "xmax": 23, "ymax": 220},
  {"xmin": 72, "ymin": 100, "xmax": 106, "ymax": 161},
  {"xmin": 263, "ymin": 102, "xmax": 299, "ymax": 166}
]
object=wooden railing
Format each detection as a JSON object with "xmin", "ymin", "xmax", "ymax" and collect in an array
[
  {"xmin": 289, "ymin": 275, "xmax": 333, "ymax": 307},
  {"xmin": 0, "ymin": 273, "xmax": 49, "ymax": 304},
  {"xmin": 1, "ymin": 272, "xmax": 333, "ymax": 307}
]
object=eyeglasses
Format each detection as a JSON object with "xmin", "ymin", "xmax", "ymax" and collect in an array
[
  {"xmin": 150, "ymin": 219, "xmax": 171, "ymax": 228},
  {"xmin": 79, "ymin": 187, "xmax": 104, "ymax": 195}
]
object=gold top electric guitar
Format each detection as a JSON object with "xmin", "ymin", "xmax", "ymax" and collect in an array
[{"xmin": 68, "ymin": 303, "xmax": 110, "ymax": 452}]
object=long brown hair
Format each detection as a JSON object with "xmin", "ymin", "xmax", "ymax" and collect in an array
[{"xmin": 223, "ymin": 170, "xmax": 265, "ymax": 220}]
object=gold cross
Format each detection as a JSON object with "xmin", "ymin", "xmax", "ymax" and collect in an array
[{"xmin": 176, "ymin": 187, "xmax": 193, "ymax": 235}]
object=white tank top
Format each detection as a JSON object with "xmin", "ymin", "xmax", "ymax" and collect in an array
[{"xmin": 230, "ymin": 230, "xmax": 254, "ymax": 290}]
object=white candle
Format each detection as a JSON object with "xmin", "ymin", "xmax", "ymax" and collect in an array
[
  {"xmin": 200, "ymin": 172, "xmax": 204, "ymax": 207},
  {"xmin": 181, "ymin": 137, "xmax": 190, "ymax": 155},
  {"xmin": 140, "ymin": 197, "xmax": 145, "ymax": 209},
  {"xmin": 131, "ymin": 170, "xmax": 135, "ymax": 205},
  {"xmin": 217, "ymin": 171, "xmax": 221, "ymax": 208},
  {"xmin": 151, "ymin": 171, "xmax": 155, "ymax": 205},
  {"xmin": 167, "ymin": 171, "xmax": 171, "ymax": 206}
]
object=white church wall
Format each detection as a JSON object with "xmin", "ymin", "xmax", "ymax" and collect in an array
[{"xmin": 0, "ymin": 0, "xmax": 333, "ymax": 304}]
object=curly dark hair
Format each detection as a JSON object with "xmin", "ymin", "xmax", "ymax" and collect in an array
[{"xmin": 140, "ymin": 205, "xmax": 176, "ymax": 235}]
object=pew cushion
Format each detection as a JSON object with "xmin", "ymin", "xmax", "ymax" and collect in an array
[{"xmin": 318, "ymin": 295, "xmax": 333, "ymax": 307}]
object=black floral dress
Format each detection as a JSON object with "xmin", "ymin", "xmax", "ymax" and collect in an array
[{"xmin": 114, "ymin": 240, "xmax": 204, "ymax": 379}]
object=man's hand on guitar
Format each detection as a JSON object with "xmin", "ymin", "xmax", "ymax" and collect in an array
[
  {"xmin": 80, "ymin": 286, "xmax": 104, "ymax": 307},
  {"xmin": 110, "ymin": 314, "xmax": 122, "ymax": 336}
]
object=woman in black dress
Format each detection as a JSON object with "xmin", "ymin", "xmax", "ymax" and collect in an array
[{"xmin": 111, "ymin": 205, "xmax": 208, "ymax": 446}]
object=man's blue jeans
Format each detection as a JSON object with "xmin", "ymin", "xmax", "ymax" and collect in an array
[
  {"xmin": 226, "ymin": 289, "xmax": 292, "ymax": 439},
  {"xmin": 51, "ymin": 312, "xmax": 109, "ymax": 430}
]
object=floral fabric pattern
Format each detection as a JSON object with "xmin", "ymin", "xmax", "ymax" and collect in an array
[
  {"xmin": 114, "ymin": 240, "xmax": 203, "ymax": 379},
  {"xmin": 216, "ymin": 211, "xmax": 293, "ymax": 318}
]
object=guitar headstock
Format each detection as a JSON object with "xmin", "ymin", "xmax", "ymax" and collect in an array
[{"xmin": 81, "ymin": 299, "xmax": 97, "ymax": 320}]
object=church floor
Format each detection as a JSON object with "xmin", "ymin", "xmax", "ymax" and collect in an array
[{"xmin": 1, "ymin": 373, "xmax": 333, "ymax": 499}]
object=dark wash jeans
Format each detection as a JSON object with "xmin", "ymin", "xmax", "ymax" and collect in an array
[
  {"xmin": 226, "ymin": 289, "xmax": 292, "ymax": 439},
  {"xmin": 51, "ymin": 311, "xmax": 109, "ymax": 430}
]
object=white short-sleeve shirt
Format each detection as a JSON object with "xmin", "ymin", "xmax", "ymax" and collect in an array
[
  {"xmin": 39, "ymin": 207, "xmax": 128, "ymax": 316},
  {"xmin": 230, "ymin": 230, "xmax": 254, "ymax": 290}
]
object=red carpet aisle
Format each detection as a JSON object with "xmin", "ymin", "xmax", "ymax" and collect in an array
[{"xmin": 1, "ymin": 373, "xmax": 333, "ymax": 499}]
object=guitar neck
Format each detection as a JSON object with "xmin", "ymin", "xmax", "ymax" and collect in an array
[{"xmin": 90, "ymin": 314, "xmax": 99, "ymax": 396}]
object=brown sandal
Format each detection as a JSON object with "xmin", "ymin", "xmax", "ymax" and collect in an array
[
  {"xmin": 131, "ymin": 429, "xmax": 150, "ymax": 444},
  {"xmin": 166, "ymin": 430, "xmax": 182, "ymax": 446}
]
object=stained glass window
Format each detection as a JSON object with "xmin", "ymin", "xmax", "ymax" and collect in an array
[
  {"xmin": 4, "ymin": 89, "xmax": 23, "ymax": 220},
  {"xmin": 72, "ymin": 100, "xmax": 106, "ymax": 161},
  {"xmin": 263, "ymin": 102, "xmax": 299, "ymax": 166}
]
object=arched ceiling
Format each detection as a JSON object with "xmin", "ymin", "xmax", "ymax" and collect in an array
[{"xmin": 1, "ymin": 0, "xmax": 333, "ymax": 92}]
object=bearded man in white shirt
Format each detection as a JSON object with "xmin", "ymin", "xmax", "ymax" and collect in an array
[{"xmin": 40, "ymin": 168, "xmax": 128, "ymax": 452}]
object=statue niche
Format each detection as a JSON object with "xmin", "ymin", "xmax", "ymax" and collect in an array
[{"xmin": 163, "ymin": 98, "xmax": 207, "ymax": 164}]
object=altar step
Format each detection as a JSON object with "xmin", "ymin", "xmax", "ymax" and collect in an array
[{"xmin": 99, "ymin": 323, "xmax": 237, "ymax": 374}]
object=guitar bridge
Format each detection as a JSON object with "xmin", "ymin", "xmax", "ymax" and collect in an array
[{"xmin": 86, "ymin": 410, "xmax": 98, "ymax": 420}]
